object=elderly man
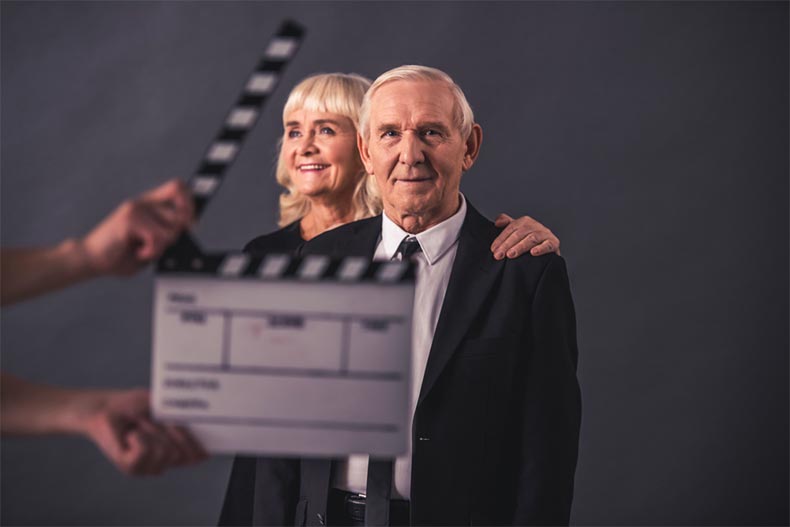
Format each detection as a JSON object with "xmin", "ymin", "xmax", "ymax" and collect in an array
[{"xmin": 293, "ymin": 65, "xmax": 581, "ymax": 526}]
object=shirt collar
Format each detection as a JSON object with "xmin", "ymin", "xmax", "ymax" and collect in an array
[{"xmin": 380, "ymin": 193, "xmax": 467, "ymax": 265}]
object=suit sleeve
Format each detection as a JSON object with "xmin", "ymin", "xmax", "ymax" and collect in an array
[{"xmin": 513, "ymin": 255, "xmax": 581, "ymax": 525}]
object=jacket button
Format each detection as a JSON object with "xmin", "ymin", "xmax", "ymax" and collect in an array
[
  {"xmin": 418, "ymin": 436, "xmax": 431, "ymax": 441},
  {"xmin": 317, "ymin": 513, "xmax": 325, "ymax": 525}
]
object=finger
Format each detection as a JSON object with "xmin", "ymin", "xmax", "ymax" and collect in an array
[
  {"xmin": 136, "ymin": 203, "xmax": 190, "ymax": 247},
  {"xmin": 144, "ymin": 201, "xmax": 183, "ymax": 228},
  {"xmin": 492, "ymin": 226, "xmax": 534, "ymax": 260},
  {"xmin": 138, "ymin": 419, "xmax": 182, "ymax": 469},
  {"xmin": 158, "ymin": 424, "xmax": 196, "ymax": 466},
  {"xmin": 131, "ymin": 196, "xmax": 187, "ymax": 230},
  {"xmin": 141, "ymin": 180, "xmax": 195, "ymax": 227},
  {"xmin": 124, "ymin": 388, "xmax": 152, "ymax": 417},
  {"xmin": 508, "ymin": 230, "xmax": 551, "ymax": 258},
  {"xmin": 118, "ymin": 429, "xmax": 154, "ymax": 476},
  {"xmin": 130, "ymin": 225, "xmax": 164, "ymax": 263},
  {"xmin": 145, "ymin": 194, "xmax": 193, "ymax": 229},
  {"xmin": 167, "ymin": 181, "xmax": 196, "ymax": 227},
  {"xmin": 530, "ymin": 239, "xmax": 561, "ymax": 256},
  {"xmin": 128, "ymin": 214, "xmax": 176, "ymax": 262},
  {"xmin": 141, "ymin": 179, "xmax": 187, "ymax": 203},
  {"xmin": 490, "ymin": 223, "xmax": 521, "ymax": 259},
  {"xmin": 501, "ymin": 232, "xmax": 542, "ymax": 258},
  {"xmin": 91, "ymin": 418, "xmax": 127, "ymax": 467},
  {"xmin": 132, "ymin": 428, "xmax": 168, "ymax": 476},
  {"xmin": 506, "ymin": 238, "xmax": 546, "ymax": 258},
  {"xmin": 132, "ymin": 432, "xmax": 168, "ymax": 476},
  {"xmin": 528, "ymin": 231, "xmax": 560, "ymax": 257},
  {"xmin": 493, "ymin": 213, "xmax": 514, "ymax": 228},
  {"xmin": 163, "ymin": 424, "xmax": 209, "ymax": 465}
]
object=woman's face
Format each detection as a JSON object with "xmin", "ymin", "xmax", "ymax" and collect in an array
[{"xmin": 282, "ymin": 109, "xmax": 364, "ymax": 203}]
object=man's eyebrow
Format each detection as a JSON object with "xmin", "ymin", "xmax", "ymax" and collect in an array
[
  {"xmin": 419, "ymin": 121, "xmax": 452, "ymax": 133},
  {"xmin": 375, "ymin": 121, "xmax": 452, "ymax": 134},
  {"xmin": 376, "ymin": 123, "xmax": 399, "ymax": 133}
]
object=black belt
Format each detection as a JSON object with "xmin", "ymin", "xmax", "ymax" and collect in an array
[{"xmin": 327, "ymin": 489, "xmax": 410, "ymax": 526}]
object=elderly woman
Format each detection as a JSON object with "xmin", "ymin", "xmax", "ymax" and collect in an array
[{"xmin": 219, "ymin": 73, "xmax": 562, "ymax": 526}]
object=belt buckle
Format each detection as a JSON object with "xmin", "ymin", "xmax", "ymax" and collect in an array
[{"xmin": 344, "ymin": 492, "xmax": 366, "ymax": 521}]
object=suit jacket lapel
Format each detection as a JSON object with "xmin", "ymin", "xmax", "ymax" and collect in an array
[
  {"xmin": 417, "ymin": 203, "xmax": 503, "ymax": 406},
  {"xmin": 297, "ymin": 215, "xmax": 382, "ymax": 259},
  {"xmin": 335, "ymin": 216, "xmax": 382, "ymax": 258}
]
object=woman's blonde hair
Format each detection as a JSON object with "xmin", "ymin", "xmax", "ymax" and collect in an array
[{"xmin": 276, "ymin": 73, "xmax": 381, "ymax": 227}]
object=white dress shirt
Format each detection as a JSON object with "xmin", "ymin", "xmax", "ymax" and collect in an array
[{"xmin": 332, "ymin": 194, "xmax": 467, "ymax": 500}]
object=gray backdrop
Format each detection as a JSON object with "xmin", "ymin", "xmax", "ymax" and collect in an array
[{"xmin": 1, "ymin": 1, "xmax": 787, "ymax": 525}]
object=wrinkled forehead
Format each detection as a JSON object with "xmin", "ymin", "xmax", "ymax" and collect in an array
[{"xmin": 369, "ymin": 80, "xmax": 457, "ymax": 126}]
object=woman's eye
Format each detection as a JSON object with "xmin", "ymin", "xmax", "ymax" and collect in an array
[
  {"xmin": 287, "ymin": 130, "xmax": 301, "ymax": 138},
  {"xmin": 319, "ymin": 127, "xmax": 336, "ymax": 135}
]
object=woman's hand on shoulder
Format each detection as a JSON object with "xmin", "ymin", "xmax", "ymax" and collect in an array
[{"xmin": 491, "ymin": 214, "xmax": 561, "ymax": 260}]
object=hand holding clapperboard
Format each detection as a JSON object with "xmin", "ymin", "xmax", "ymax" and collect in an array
[{"xmin": 151, "ymin": 21, "xmax": 414, "ymax": 457}]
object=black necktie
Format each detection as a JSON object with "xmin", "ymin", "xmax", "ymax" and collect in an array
[
  {"xmin": 365, "ymin": 458, "xmax": 393, "ymax": 526},
  {"xmin": 366, "ymin": 236, "xmax": 419, "ymax": 525},
  {"xmin": 395, "ymin": 236, "xmax": 422, "ymax": 261}
]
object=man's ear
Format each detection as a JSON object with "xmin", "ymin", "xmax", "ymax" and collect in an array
[
  {"xmin": 462, "ymin": 124, "xmax": 483, "ymax": 171},
  {"xmin": 357, "ymin": 132, "xmax": 374, "ymax": 174}
]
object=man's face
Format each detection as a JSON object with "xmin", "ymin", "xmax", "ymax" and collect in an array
[{"xmin": 359, "ymin": 80, "xmax": 481, "ymax": 231}]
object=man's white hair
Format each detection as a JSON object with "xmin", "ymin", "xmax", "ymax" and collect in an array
[{"xmin": 359, "ymin": 65, "xmax": 475, "ymax": 142}]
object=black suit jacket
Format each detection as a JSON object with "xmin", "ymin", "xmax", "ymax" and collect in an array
[{"xmin": 293, "ymin": 202, "xmax": 581, "ymax": 526}]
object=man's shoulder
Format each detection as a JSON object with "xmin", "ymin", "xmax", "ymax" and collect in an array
[
  {"xmin": 465, "ymin": 202, "xmax": 566, "ymax": 278},
  {"xmin": 499, "ymin": 248, "xmax": 571, "ymax": 303},
  {"xmin": 507, "ymin": 251, "xmax": 567, "ymax": 282}
]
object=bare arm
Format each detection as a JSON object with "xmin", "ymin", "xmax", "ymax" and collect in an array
[
  {"xmin": 1, "ymin": 179, "xmax": 194, "ymax": 306},
  {"xmin": 1, "ymin": 373, "xmax": 207, "ymax": 475},
  {"xmin": 1, "ymin": 241, "xmax": 97, "ymax": 307}
]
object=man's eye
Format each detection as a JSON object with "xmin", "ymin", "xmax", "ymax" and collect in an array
[
  {"xmin": 422, "ymin": 129, "xmax": 440, "ymax": 137},
  {"xmin": 319, "ymin": 127, "xmax": 336, "ymax": 135},
  {"xmin": 287, "ymin": 130, "xmax": 301, "ymax": 138},
  {"xmin": 382, "ymin": 130, "xmax": 398, "ymax": 138}
]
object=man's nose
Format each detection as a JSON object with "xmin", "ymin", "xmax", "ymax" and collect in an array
[{"xmin": 398, "ymin": 132, "xmax": 425, "ymax": 166}]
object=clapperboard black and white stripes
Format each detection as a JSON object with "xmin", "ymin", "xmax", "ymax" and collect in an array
[
  {"xmin": 160, "ymin": 252, "xmax": 415, "ymax": 284},
  {"xmin": 151, "ymin": 21, "xmax": 415, "ymax": 457},
  {"xmin": 189, "ymin": 21, "xmax": 304, "ymax": 217}
]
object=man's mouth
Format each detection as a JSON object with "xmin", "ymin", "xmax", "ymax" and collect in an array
[{"xmin": 395, "ymin": 177, "xmax": 432, "ymax": 183}]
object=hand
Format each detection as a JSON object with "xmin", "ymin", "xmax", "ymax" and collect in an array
[
  {"xmin": 80, "ymin": 179, "xmax": 194, "ymax": 276},
  {"xmin": 79, "ymin": 389, "xmax": 208, "ymax": 476},
  {"xmin": 491, "ymin": 214, "xmax": 561, "ymax": 260}
]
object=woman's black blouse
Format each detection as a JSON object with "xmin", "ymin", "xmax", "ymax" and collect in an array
[
  {"xmin": 218, "ymin": 220, "xmax": 305, "ymax": 527},
  {"xmin": 243, "ymin": 221, "xmax": 304, "ymax": 255}
]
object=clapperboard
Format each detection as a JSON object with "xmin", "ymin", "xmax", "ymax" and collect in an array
[{"xmin": 150, "ymin": 21, "xmax": 415, "ymax": 457}]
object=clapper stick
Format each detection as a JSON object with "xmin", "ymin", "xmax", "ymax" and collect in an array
[{"xmin": 159, "ymin": 20, "xmax": 306, "ymax": 268}]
